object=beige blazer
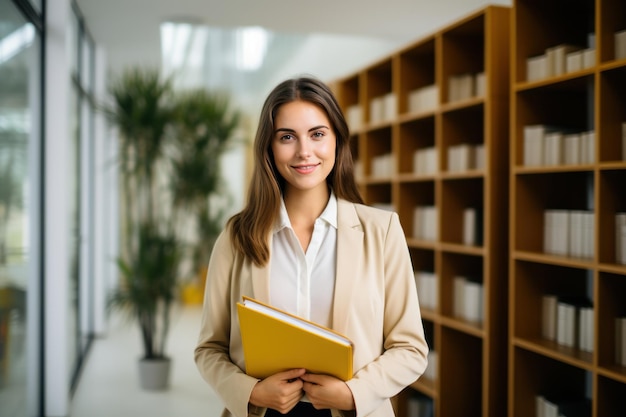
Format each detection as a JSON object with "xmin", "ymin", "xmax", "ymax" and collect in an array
[{"xmin": 195, "ymin": 199, "xmax": 429, "ymax": 417}]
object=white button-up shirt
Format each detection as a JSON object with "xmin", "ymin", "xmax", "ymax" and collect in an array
[{"xmin": 269, "ymin": 193, "xmax": 338, "ymax": 328}]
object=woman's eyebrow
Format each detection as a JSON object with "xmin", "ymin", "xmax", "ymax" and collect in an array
[
  {"xmin": 274, "ymin": 125, "xmax": 329, "ymax": 134},
  {"xmin": 275, "ymin": 127, "xmax": 295, "ymax": 134}
]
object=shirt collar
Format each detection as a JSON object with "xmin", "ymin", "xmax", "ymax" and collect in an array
[
  {"xmin": 275, "ymin": 190, "xmax": 338, "ymax": 232},
  {"xmin": 320, "ymin": 191, "xmax": 338, "ymax": 229}
]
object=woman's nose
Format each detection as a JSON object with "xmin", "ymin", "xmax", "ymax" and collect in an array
[{"xmin": 297, "ymin": 140, "xmax": 311, "ymax": 158}]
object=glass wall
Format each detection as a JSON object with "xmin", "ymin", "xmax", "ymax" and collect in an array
[
  {"xmin": 0, "ymin": 0, "xmax": 42, "ymax": 415},
  {"xmin": 69, "ymin": 1, "xmax": 96, "ymax": 392},
  {"xmin": 0, "ymin": 0, "xmax": 104, "ymax": 413}
]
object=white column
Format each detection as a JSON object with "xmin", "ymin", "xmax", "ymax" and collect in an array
[
  {"xmin": 79, "ymin": 66, "xmax": 92, "ymax": 351},
  {"xmin": 45, "ymin": 0, "xmax": 71, "ymax": 414},
  {"xmin": 26, "ymin": 22, "xmax": 43, "ymax": 417},
  {"xmin": 92, "ymin": 45, "xmax": 111, "ymax": 335}
]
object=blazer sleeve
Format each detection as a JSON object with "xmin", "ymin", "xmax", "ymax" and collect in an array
[
  {"xmin": 194, "ymin": 229, "xmax": 260, "ymax": 417},
  {"xmin": 346, "ymin": 211, "xmax": 429, "ymax": 416}
]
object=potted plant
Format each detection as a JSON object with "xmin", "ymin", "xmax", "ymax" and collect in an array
[
  {"xmin": 104, "ymin": 68, "xmax": 180, "ymax": 390},
  {"xmin": 111, "ymin": 223, "xmax": 180, "ymax": 389},
  {"xmin": 169, "ymin": 89, "xmax": 241, "ymax": 300},
  {"xmin": 104, "ymin": 68, "xmax": 243, "ymax": 388}
]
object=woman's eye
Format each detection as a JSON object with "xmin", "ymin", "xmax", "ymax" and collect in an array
[
  {"xmin": 312, "ymin": 131, "xmax": 324, "ymax": 138},
  {"xmin": 280, "ymin": 134, "xmax": 293, "ymax": 141}
]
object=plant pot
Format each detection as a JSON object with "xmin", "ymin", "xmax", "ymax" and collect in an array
[{"xmin": 138, "ymin": 357, "xmax": 171, "ymax": 390}]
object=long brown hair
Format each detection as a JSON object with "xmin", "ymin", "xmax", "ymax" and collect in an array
[{"xmin": 228, "ymin": 77, "xmax": 363, "ymax": 266}]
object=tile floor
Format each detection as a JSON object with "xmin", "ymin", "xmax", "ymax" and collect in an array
[{"xmin": 70, "ymin": 304, "xmax": 225, "ymax": 417}]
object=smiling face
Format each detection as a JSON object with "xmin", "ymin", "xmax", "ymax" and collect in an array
[{"xmin": 271, "ymin": 100, "xmax": 336, "ymax": 198}]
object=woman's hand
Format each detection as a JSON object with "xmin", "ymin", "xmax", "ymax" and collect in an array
[
  {"xmin": 249, "ymin": 368, "xmax": 306, "ymax": 414},
  {"xmin": 300, "ymin": 373, "xmax": 356, "ymax": 411}
]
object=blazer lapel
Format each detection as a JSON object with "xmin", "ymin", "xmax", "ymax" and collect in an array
[{"xmin": 333, "ymin": 199, "xmax": 363, "ymax": 333}]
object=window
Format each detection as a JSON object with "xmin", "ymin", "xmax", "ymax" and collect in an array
[{"xmin": 0, "ymin": 0, "xmax": 43, "ymax": 415}]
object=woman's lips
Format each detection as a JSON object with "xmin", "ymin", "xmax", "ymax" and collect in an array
[{"xmin": 292, "ymin": 164, "xmax": 318, "ymax": 174}]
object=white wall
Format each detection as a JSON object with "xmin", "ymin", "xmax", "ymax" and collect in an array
[{"xmin": 261, "ymin": 33, "xmax": 403, "ymax": 96}]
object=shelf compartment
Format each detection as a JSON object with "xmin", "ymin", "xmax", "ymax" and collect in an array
[
  {"xmin": 410, "ymin": 247, "xmax": 436, "ymax": 275},
  {"xmin": 599, "ymin": 0, "xmax": 626, "ymax": 63},
  {"xmin": 511, "ymin": 347, "xmax": 591, "ymax": 417},
  {"xmin": 363, "ymin": 125, "xmax": 393, "ymax": 179},
  {"xmin": 440, "ymin": 251, "xmax": 483, "ymax": 326},
  {"xmin": 335, "ymin": 74, "xmax": 364, "ymax": 135},
  {"xmin": 424, "ymin": 318, "xmax": 436, "ymax": 350},
  {"xmin": 350, "ymin": 134, "xmax": 362, "ymax": 182},
  {"xmin": 439, "ymin": 328, "xmax": 482, "ymax": 417},
  {"xmin": 336, "ymin": 74, "xmax": 360, "ymax": 109},
  {"xmin": 598, "ymin": 169, "xmax": 626, "ymax": 265},
  {"xmin": 395, "ymin": 388, "xmax": 435, "ymax": 417},
  {"xmin": 397, "ymin": 117, "xmax": 436, "ymax": 176},
  {"xmin": 597, "ymin": 374, "xmax": 626, "ymax": 416},
  {"xmin": 420, "ymin": 320, "xmax": 438, "ymax": 388},
  {"xmin": 513, "ymin": 0, "xmax": 595, "ymax": 84},
  {"xmin": 441, "ymin": 104, "xmax": 485, "ymax": 173},
  {"xmin": 513, "ymin": 77, "xmax": 595, "ymax": 167},
  {"xmin": 513, "ymin": 171, "xmax": 594, "ymax": 254},
  {"xmin": 397, "ymin": 181, "xmax": 436, "ymax": 243},
  {"xmin": 362, "ymin": 183, "xmax": 392, "ymax": 212},
  {"xmin": 413, "ymin": 248, "xmax": 438, "ymax": 316},
  {"xmin": 441, "ymin": 177, "xmax": 484, "ymax": 246},
  {"xmin": 511, "ymin": 259, "xmax": 591, "ymax": 347},
  {"xmin": 398, "ymin": 38, "xmax": 437, "ymax": 116},
  {"xmin": 364, "ymin": 58, "xmax": 394, "ymax": 126},
  {"xmin": 598, "ymin": 65, "xmax": 626, "ymax": 163},
  {"xmin": 441, "ymin": 12, "xmax": 485, "ymax": 106},
  {"xmin": 597, "ymin": 272, "xmax": 626, "ymax": 375}
]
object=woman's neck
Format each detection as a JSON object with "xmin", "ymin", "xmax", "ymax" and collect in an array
[{"xmin": 283, "ymin": 186, "xmax": 330, "ymax": 227}]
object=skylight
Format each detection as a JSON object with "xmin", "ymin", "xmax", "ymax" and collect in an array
[
  {"xmin": 160, "ymin": 22, "xmax": 269, "ymax": 76},
  {"xmin": 234, "ymin": 26, "xmax": 268, "ymax": 71}
]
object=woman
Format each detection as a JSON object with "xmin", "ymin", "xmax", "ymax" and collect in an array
[{"xmin": 195, "ymin": 77, "xmax": 428, "ymax": 417}]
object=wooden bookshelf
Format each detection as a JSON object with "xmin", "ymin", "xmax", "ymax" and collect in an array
[
  {"xmin": 510, "ymin": 1, "xmax": 626, "ymax": 416},
  {"xmin": 333, "ymin": 6, "xmax": 511, "ymax": 417}
]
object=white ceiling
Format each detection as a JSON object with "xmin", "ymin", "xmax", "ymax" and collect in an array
[
  {"xmin": 75, "ymin": 0, "xmax": 511, "ymax": 107},
  {"xmin": 77, "ymin": 0, "xmax": 511, "ymax": 70}
]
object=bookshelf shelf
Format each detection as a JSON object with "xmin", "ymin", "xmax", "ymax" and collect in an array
[
  {"xmin": 440, "ymin": 243, "xmax": 485, "ymax": 256},
  {"xmin": 598, "ymin": 263, "xmax": 626, "ymax": 274},
  {"xmin": 513, "ymin": 338, "xmax": 594, "ymax": 368},
  {"xmin": 514, "ymin": 246, "xmax": 597, "ymax": 263},
  {"xmin": 510, "ymin": 1, "xmax": 626, "ymax": 416},
  {"xmin": 364, "ymin": 177, "xmax": 393, "ymax": 185},
  {"xmin": 440, "ymin": 97, "xmax": 485, "ymax": 112},
  {"xmin": 333, "ymin": 6, "xmax": 510, "ymax": 416},
  {"xmin": 419, "ymin": 309, "xmax": 439, "ymax": 323},
  {"xmin": 396, "ymin": 174, "xmax": 437, "ymax": 183},
  {"xmin": 597, "ymin": 367, "xmax": 626, "ymax": 385},
  {"xmin": 398, "ymin": 111, "xmax": 437, "ymax": 124},
  {"xmin": 513, "ymin": 165, "xmax": 595, "ymax": 174},
  {"xmin": 406, "ymin": 238, "xmax": 438, "ymax": 251},
  {"xmin": 410, "ymin": 377, "xmax": 437, "ymax": 398},
  {"xmin": 440, "ymin": 171, "xmax": 485, "ymax": 180},
  {"xmin": 439, "ymin": 316, "xmax": 485, "ymax": 337}
]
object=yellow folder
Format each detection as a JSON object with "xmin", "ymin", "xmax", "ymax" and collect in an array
[{"xmin": 236, "ymin": 296, "xmax": 354, "ymax": 381}]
